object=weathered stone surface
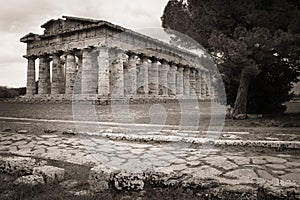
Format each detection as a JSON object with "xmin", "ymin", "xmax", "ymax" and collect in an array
[
  {"xmin": 33, "ymin": 165, "xmax": 64, "ymax": 183},
  {"xmin": 266, "ymin": 164, "xmax": 286, "ymax": 170},
  {"xmin": 286, "ymin": 162, "xmax": 300, "ymax": 168},
  {"xmin": 251, "ymin": 157, "xmax": 267, "ymax": 164},
  {"xmin": 17, "ymin": 130, "xmax": 28, "ymax": 134},
  {"xmin": 0, "ymin": 141, "xmax": 12, "ymax": 146},
  {"xmin": 280, "ymin": 173, "xmax": 300, "ymax": 183},
  {"xmin": 182, "ymin": 165, "xmax": 221, "ymax": 179},
  {"xmin": 68, "ymin": 190, "xmax": 92, "ymax": 196},
  {"xmin": 176, "ymin": 66, "xmax": 184, "ymax": 96},
  {"xmin": 186, "ymin": 160, "xmax": 201, "ymax": 167},
  {"xmin": 222, "ymin": 134, "xmax": 242, "ymax": 140},
  {"xmin": 14, "ymin": 175, "xmax": 44, "ymax": 186},
  {"xmin": 38, "ymin": 55, "xmax": 51, "ymax": 94},
  {"xmin": 263, "ymin": 156, "xmax": 287, "ymax": 164},
  {"xmin": 272, "ymin": 170, "xmax": 286, "ymax": 175},
  {"xmin": 183, "ymin": 67, "xmax": 190, "ymax": 96},
  {"xmin": 26, "ymin": 56, "xmax": 36, "ymax": 95},
  {"xmin": 0, "ymin": 156, "xmax": 47, "ymax": 175},
  {"xmin": 224, "ymin": 169, "xmax": 258, "ymax": 180},
  {"xmin": 62, "ymin": 130, "xmax": 78, "ymax": 135},
  {"xmin": 219, "ymin": 185, "xmax": 258, "ymax": 199},
  {"xmin": 44, "ymin": 129, "xmax": 57, "ymax": 133},
  {"xmin": 88, "ymin": 164, "xmax": 114, "ymax": 192},
  {"xmin": 114, "ymin": 172, "xmax": 145, "ymax": 191},
  {"xmin": 256, "ymin": 170, "xmax": 274, "ymax": 180},
  {"xmin": 227, "ymin": 156, "xmax": 250, "ymax": 165},
  {"xmin": 203, "ymin": 156, "xmax": 238, "ymax": 170},
  {"xmin": 60, "ymin": 180, "xmax": 80, "ymax": 189},
  {"xmin": 286, "ymin": 168, "xmax": 300, "ymax": 173}
]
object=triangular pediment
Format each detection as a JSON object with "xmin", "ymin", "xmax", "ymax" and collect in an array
[{"xmin": 41, "ymin": 16, "xmax": 103, "ymax": 35}]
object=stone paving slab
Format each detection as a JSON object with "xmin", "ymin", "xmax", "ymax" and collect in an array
[{"xmin": 0, "ymin": 131, "xmax": 300, "ymax": 188}]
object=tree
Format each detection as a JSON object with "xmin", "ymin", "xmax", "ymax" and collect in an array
[{"xmin": 161, "ymin": 0, "xmax": 300, "ymax": 116}]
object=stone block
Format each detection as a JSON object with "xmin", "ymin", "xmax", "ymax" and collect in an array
[
  {"xmin": 14, "ymin": 175, "xmax": 44, "ymax": 186},
  {"xmin": 17, "ymin": 130, "xmax": 28, "ymax": 134},
  {"xmin": 88, "ymin": 164, "xmax": 114, "ymax": 192},
  {"xmin": 33, "ymin": 165, "xmax": 64, "ymax": 183},
  {"xmin": 62, "ymin": 130, "xmax": 78, "ymax": 135},
  {"xmin": 257, "ymin": 170, "xmax": 274, "ymax": 180},
  {"xmin": 114, "ymin": 172, "xmax": 146, "ymax": 191},
  {"xmin": 224, "ymin": 169, "xmax": 258, "ymax": 181},
  {"xmin": 280, "ymin": 173, "xmax": 300, "ymax": 183},
  {"xmin": 0, "ymin": 156, "xmax": 47, "ymax": 175}
]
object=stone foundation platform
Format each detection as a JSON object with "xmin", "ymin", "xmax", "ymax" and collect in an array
[{"xmin": 2, "ymin": 94, "xmax": 212, "ymax": 104}]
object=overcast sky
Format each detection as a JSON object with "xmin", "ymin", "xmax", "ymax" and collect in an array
[{"xmin": 0, "ymin": 0, "xmax": 169, "ymax": 87}]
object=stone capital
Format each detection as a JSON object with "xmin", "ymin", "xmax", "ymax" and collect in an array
[
  {"xmin": 139, "ymin": 54, "xmax": 149, "ymax": 62},
  {"xmin": 23, "ymin": 55, "xmax": 37, "ymax": 60},
  {"xmin": 190, "ymin": 67, "xmax": 197, "ymax": 74},
  {"xmin": 82, "ymin": 46, "xmax": 94, "ymax": 52},
  {"xmin": 51, "ymin": 52, "xmax": 64, "ymax": 60},
  {"xmin": 65, "ymin": 49, "xmax": 76, "ymax": 55},
  {"xmin": 177, "ymin": 65, "xmax": 184, "ymax": 72},
  {"xmin": 170, "ymin": 64, "xmax": 177, "ymax": 71},
  {"xmin": 159, "ymin": 59, "xmax": 169, "ymax": 65},
  {"xmin": 149, "ymin": 56, "xmax": 159, "ymax": 63},
  {"xmin": 128, "ymin": 54, "xmax": 139, "ymax": 65},
  {"xmin": 109, "ymin": 47, "xmax": 123, "ymax": 54},
  {"xmin": 38, "ymin": 54, "xmax": 52, "ymax": 62},
  {"xmin": 161, "ymin": 62, "xmax": 170, "ymax": 71},
  {"xmin": 183, "ymin": 66, "xmax": 190, "ymax": 73}
]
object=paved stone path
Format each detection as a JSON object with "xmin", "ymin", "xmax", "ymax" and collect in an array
[{"xmin": 0, "ymin": 130, "xmax": 300, "ymax": 186}]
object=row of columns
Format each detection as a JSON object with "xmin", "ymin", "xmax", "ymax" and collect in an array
[{"xmin": 25, "ymin": 47, "xmax": 213, "ymax": 99}]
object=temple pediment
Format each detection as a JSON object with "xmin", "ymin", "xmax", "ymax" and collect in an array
[
  {"xmin": 20, "ymin": 33, "xmax": 39, "ymax": 43},
  {"xmin": 41, "ymin": 16, "xmax": 102, "ymax": 36}
]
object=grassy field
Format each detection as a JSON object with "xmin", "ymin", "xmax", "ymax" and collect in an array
[{"xmin": 0, "ymin": 102, "xmax": 299, "ymax": 127}]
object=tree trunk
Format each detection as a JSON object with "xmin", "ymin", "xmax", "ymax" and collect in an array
[{"xmin": 233, "ymin": 68, "xmax": 252, "ymax": 117}]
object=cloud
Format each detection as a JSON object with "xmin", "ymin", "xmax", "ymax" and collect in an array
[{"xmin": 0, "ymin": 0, "xmax": 169, "ymax": 87}]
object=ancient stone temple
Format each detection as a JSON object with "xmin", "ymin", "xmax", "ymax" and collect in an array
[{"xmin": 21, "ymin": 16, "xmax": 214, "ymax": 102}]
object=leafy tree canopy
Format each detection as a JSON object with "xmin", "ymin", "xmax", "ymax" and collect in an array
[{"xmin": 162, "ymin": 0, "xmax": 300, "ymax": 114}]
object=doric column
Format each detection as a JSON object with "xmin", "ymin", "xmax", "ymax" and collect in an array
[
  {"xmin": 65, "ymin": 52, "xmax": 76, "ymax": 94},
  {"xmin": 111, "ymin": 51, "xmax": 125, "ymax": 97},
  {"xmin": 25, "ymin": 55, "xmax": 36, "ymax": 95},
  {"xmin": 73, "ymin": 54, "xmax": 82, "ymax": 94},
  {"xmin": 195, "ymin": 69, "xmax": 202, "ymax": 99},
  {"xmin": 38, "ymin": 55, "xmax": 51, "ymax": 94},
  {"xmin": 137, "ymin": 55, "xmax": 149, "ymax": 95},
  {"xmin": 97, "ymin": 46, "xmax": 110, "ymax": 96},
  {"xmin": 168, "ymin": 64, "xmax": 177, "ymax": 95},
  {"xmin": 183, "ymin": 67, "xmax": 190, "ymax": 97},
  {"xmin": 90, "ymin": 50, "xmax": 99, "ymax": 94},
  {"xmin": 126, "ymin": 53, "xmax": 138, "ymax": 95},
  {"xmin": 81, "ymin": 48, "xmax": 94, "ymax": 94},
  {"xmin": 148, "ymin": 57, "xmax": 159, "ymax": 95},
  {"xmin": 190, "ymin": 68, "xmax": 196, "ymax": 97},
  {"xmin": 51, "ymin": 53, "xmax": 64, "ymax": 94},
  {"xmin": 201, "ymin": 72, "xmax": 207, "ymax": 99},
  {"xmin": 206, "ymin": 72, "xmax": 211, "ymax": 98},
  {"xmin": 159, "ymin": 60, "xmax": 169, "ymax": 96},
  {"xmin": 176, "ymin": 66, "xmax": 184, "ymax": 96}
]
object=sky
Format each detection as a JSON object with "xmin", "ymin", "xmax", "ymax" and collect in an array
[{"xmin": 0, "ymin": 0, "xmax": 169, "ymax": 87}]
